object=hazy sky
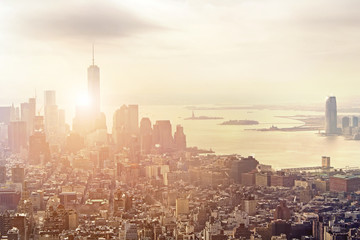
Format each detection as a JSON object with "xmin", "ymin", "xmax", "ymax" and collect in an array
[{"xmin": 1, "ymin": 0, "xmax": 360, "ymax": 110}]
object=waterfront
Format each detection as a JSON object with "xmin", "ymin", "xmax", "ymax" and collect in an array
[
  {"xmin": 134, "ymin": 105, "xmax": 359, "ymax": 169},
  {"xmin": 62, "ymin": 104, "xmax": 360, "ymax": 170}
]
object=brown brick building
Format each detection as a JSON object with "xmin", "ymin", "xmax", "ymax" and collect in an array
[
  {"xmin": 271, "ymin": 174, "xmax": 296, "ymax": 187},
  {"xmin": 329, "ymin": 175, "xmax": 360, "ymax": 192}
]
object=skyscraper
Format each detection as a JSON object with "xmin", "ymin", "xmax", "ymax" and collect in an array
[
  {"xmin": 11, "ymin": 166, "xmax": 24, "ymax": 184},
  {"xmin": 58, "ymin": 109, "xmax": 66, "ymax": 137},
  {"xmin": 0, "ymin": 166, "xmax": 6, "ymax": 183},
  {"xmin": 140, "ymin": 118, "xmax": 152, "ymax": 154},
  {"xmin": 8, "ymin": 121, "xmax": 27, "ymax": 153},
  {"xmin": 0, "ymin": 106, "xmax": 11, "ymax": 124},
  {"xmin": 174, "ymin": 125, "xmax": 186, "ymax": 151},
  {"xmin": 128, "ymin": 105, "xmax": 139, "ymax": 135},
  {"xmin": 20, "ymin": 103, "xmax": 29, "ymax": 124},
  {"xmin": 352, "ymin": 116, "xmax": 359, "ymax": 128},
  {"xmin": 112, "ymin": 105, "xmax": 140, "ymax": 149},
  {"xmin": 44, "ymin": 90, "xmax": 56, "ymax": 106},
  {"xmin": 44, "ymin": 90, "xmax": 59, "ymax": 142},
  {"xmin": 88, "ymin": 47, "xmax": 100, "ymax": 115},
  {"xmin": 29, "ymin": 116, "xmax": 50, "ymax": 165},
  {"xmin": 153, "ymin": 120, "xmax": 174, "ymax": 152},
  {"xmin": 20, "ymin": 98, "xmax": 36, "ymax": 138},
  {"xmin": 113, "ymin": 105, "xmax": 130, "ymax": 148},
  {"xmin": 20, "ymin": 102, "xmax": 30, "ymax": 138},
  {"xmin": 28, "ymin": 98, "xmax": 36, "ymax": 135},
  {"xmin": 175, "ymin": 198, "xmax": 189, "ymax": 217},
  {"xmin": 325, "ymin": 96, "xmax": 337, "ymax": 134},
  {"xmin": 73, "ymin": 47, "xmax": 105, "ymax": 136},
  {"xmin": 342, "ymin": 116, "xmax": 350, "ymax": 129}
]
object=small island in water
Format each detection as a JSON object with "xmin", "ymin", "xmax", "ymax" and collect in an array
[
  {"xmin": 220, "ymin": 120, "xmax": 259, "ymax": 125},
  {"xmin": 185, "ymin": 111, "xmax": 224, "ymax": 120}
]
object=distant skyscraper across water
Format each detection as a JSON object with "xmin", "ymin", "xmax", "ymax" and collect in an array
[
  {"xmin": 325, "ymin": 96, "xmax": 337, "ymax": 134},
  {"xmin": 88, "ymin": 45, "xmax": 100, "ymax": 115}
]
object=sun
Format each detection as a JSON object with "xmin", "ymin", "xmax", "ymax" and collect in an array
[{"xmin": 77, "ymin": 93, "xmax": 91, "ymax": 107}]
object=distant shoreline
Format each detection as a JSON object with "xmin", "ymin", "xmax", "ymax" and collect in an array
[
  {"xmin": 246, "ymin": 115, "xmax": 323, "ymax": 132},
  {"xmin": 185, "ymin": 116, "xmax": 224, "ymax": 120},
  {"xmin": 247, "ymin": 125, "xmax": 321, "ymax": 132},
  {"xmin": 219, "ymin": 120, "xmax": 259, "ymax": 125},
  {"xmin": 186, "ymin": 105, "xmax": 360, "ymax": 113}
]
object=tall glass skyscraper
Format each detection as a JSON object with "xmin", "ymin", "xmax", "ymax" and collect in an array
[
  {"xmin": 325, "ymin": 96, "xmax": 337, "ymax": 134},
  {"xmin": 44, "ymin": 90, "xmax": 58, "ymax": 141},
  {"xmin": 88, "ymin": 47, "xmax": 100, "ymax": 115}
]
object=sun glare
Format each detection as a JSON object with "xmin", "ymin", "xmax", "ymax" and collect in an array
[{"xmin": 77, "ymin": 93, "xmax": 91, "ymax": 106}]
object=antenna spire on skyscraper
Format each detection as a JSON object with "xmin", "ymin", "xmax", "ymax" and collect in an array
[
  {"xmin": 92, "ymin": 44, "xmax": 95, "ymax": 65},
  {"xmin": 88, "ymin": 43, "xmax": 100, "ymax": 115}
]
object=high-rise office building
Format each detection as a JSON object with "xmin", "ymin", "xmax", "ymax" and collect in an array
[
  {"xmin": 140, "ymin": 118, "xmax": 152, "ymax": 154},
  {"xmin": 113, "ymin": 105, "xmax": 130, "ymax": 148},
  {"xmin": 176, "ymin": 198, "xmax": 189, "ymax": 217},
  {"xmin": 20, "ymin": 98, "xmax": 36, "ymax": 138},
  {"xmin": 10, "ymin": 215, "xmax": 27, "ymax": 240},
  {"xmin": 0, "ymin": 166, "xmax": 6, "ymax": 183},
  {"xmin": 125, "ymin": 223, "xmax": 138, "ymax": 240},
  {"xmin": 0, "ymin": 106, "xmax": 11, "ymax": 124},
  {"xmin": 325, "ymin": 96, "xmax": 337, "ymax": 134},
  {"xmin": 58, "ymin": 109, "xmax": 66, "ymax": 139},
  {"xmin": 352, "ymin": 116, "xmax": 359, "ymax": 128},
  {"xmin": 342, "ymin": 116, "xmax": 350, "ymax": 129},
  {"xmin": 0, "ymin": 123, "xmax": 7, "ymax": 143},
  {"xmin": 10, "ymin": 104, "xmax": 19, "ymax": 122},
  {"xmin": 322, "ymin": 156, "xmax": 331, "ymax": 169},
  {"xmin": 98, "ymin": 146, "xmax": 109, "ymax": 169},
  {"xmin": 68, "ymin": 209, "xmax": 79, "ymax": 230},
  {"xmin": 44, "ymin": 90, "xmax": 56, "ymax": 106},
  {"xmin": 140, "ymin": 118, "xmax": 152, "ymax": 135},
  {"xmin": 20, "ymin": 103, "xmax": 29, "ymax": 124},
  {"xmin": 128, "ymin": 105, "xmax": 139, "ymax": 135},
  {"xmin": 72, "ymin": 106, "xmax": 92, "ymax": 135},
  {"xmin": 153, "ymin": 120, "xmax": 174, "ymax": 152},
  {"xmin": 34, "ymin": 115, "xmax": 44, "ymax": 132},
  {"xmin": 29, "ymin": 116, "xmax": 50, "ymax": 165},
  {"xmin": 8, "ymin": 121, "xmax": 27, "ymax": 153},
  {"xmin": 20, "ymin": 102, "xmax": 30, "ymax": 138},
  {"xmin": 44, "ymin": 90, "xmax": 59, "ymax": 142},
  {"xmin": 231, "ymin": 156, "xmax": 259, "ymax": 184},
  {"xmin": 174, "ymin": 125, "xmax": 186, "ymax": 151},
  {"xmin": 28, "ymin": 98, "xmax": 36, "ymax": 135},
  {"xmin": 65, "ymin": 133, "xmax": 84, "ymax": 153},
  {"xmin": 112, "ymin": 105, "xmax": 139, "ymax": 149},
  {"xmin": 88, "ymin": 48, "xmax": 100, "ymax": 115},
  {"xmin": 58, "ymin": 109, "xmax": 65, "ymax": 128},
  {"xmin": 11, "ymin": 166, "xmax": 24, "ymax": 184},
  {"xmin": 73, "ymin": 48, "xmax": 102, "ymax": 136}
]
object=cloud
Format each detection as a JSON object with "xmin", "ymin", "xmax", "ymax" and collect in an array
[{"xmin": 11, "ymin": 0, "xmax": 163, "ymax": 41}]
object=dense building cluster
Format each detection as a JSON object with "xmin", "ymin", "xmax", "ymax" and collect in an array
[{"xmin": 3, "ymin": 146, "xmax": 360, "ymax": 240}]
